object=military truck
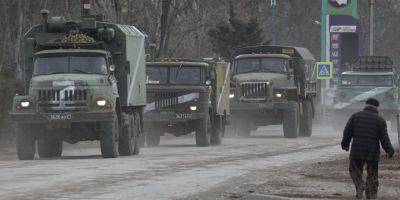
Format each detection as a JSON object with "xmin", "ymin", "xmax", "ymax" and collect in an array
[
  {"xmin": 333, "ymin": 56, "xmax": 399, "ymax": 130},
  {"xmin": 9, "ymin": 9, "xmax": 146, "ymax": 159},
  {"xmin": 144, "ymin": 59, "xmax": 230, "ymax": 146},
  {"xmin": 229, "ymin": 45, "xmax": 317, "ymax": 138}
]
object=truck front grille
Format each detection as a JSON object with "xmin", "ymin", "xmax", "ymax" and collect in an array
[
  {"xmin": 37, "ymin": 89, "xmax": 88, "ymax": 112},
  {"xmin": 38, "ymin": 89, "xmax": 87, "ymax": 101},
  {"xmin": 155, "ymin": 92, "xmax": 178, "ymax": 109},
  {"xmin": 240, "ymin": 82, "xmax": 269, "ymax": 99}
]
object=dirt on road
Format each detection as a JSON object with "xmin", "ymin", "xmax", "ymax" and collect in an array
[
  {"xmin": 1, "ymin": 126, "xmax": 398, "ymax": 200},
  {"xmin": 192, "ymin": 153, "xmax": 400, "ymax": 200}
]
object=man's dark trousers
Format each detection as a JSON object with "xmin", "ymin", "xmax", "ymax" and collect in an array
[{"xmin": 349, "ymin": 159, "xmax": 379, "ymax": 199}]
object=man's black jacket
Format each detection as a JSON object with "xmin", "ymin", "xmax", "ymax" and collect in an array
[{"xmin": 341, "ymin": 106, "xmax": 394, "ymax": 161}]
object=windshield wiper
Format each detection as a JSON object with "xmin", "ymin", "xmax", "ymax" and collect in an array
[
  {"xmin": 72, "ymin": 69, "xmax": 93, "ymax": 74},
  {"xmin": 174, "ymin": 64, "xmax": 184, "ymax": 78},
  {"xmin": 238, "ymin": 69, "xmax": 262, "ymax": 74}
]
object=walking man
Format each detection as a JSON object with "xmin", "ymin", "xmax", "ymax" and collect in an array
[{"xmin": 341, "ymin": 98, "xmax": 395, "ymax": 199}]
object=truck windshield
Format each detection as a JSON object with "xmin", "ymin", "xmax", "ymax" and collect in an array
[
  {"xmin": 146, "ymin": 65, "xmax": 203, "ymax": 85},
  {"xmin": 234, "ymin": 58, "xmax": 288, "ymax": 74},
  {"xmin": 341, "ymin": 75, "xmax": 393, "ymax": 86},
  {"xmin": 170, "ymin": 66, "xmax": 201, "ymax": 85},
  {"xmin": 146, "ymin": 67, "xmax": 168, "ymax": 84},
  {"xmin": 33, "ymin": 56, "xmax": 108, "ymax": 76}
]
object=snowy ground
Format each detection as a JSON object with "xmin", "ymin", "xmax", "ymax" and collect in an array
[{"xmin": 0, "ymin": 126, "xmax": 397, "ymax": 200}]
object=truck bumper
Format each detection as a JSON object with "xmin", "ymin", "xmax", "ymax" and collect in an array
[
  {"xmin": 231, "ymin": 101, "xmax": 291, "ymax": 112},
  {"xmin": 9, "ymin": 111, "xmax": 116, "ymax": 124},
  {"xmin": 144, "ymin": 112, "xmax": 206, "ymax": 123}
]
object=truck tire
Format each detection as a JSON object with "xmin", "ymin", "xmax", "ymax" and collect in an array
[
  {"xmin": 234, "ymin": 117, "xmax": 251, "ymax": 137},
  {"xmin": 16, "ymin": 124, "xmax": 36, "ymax": 160},
  {"xmin": 146, "ymin": 129, "xmax": 161, "ymax": 146},
  {"xmin": 195, "ymin": 114, "xmax": 211, "ymax": 147},
  {"xmin": 38, "ymin": 137, "xmax": 63, "ymax": 158},
  {"xmin": 119, "ymin": 113, "xmax": 135, "ymax": 156},
  {"xmin": 283, "ymin": 103, "xmax": 299, "ymax": 138},
  {"xmin": 299, "ymin": 101, "xmax": 313, "ymax": 137},
  {"xmin": 138, "ymin": 132, "xmax": 145, "ymax": 147},
  {"xmin": 132, "ymin": 111, "xmax": 141, "ymax": 155},
  {"xmin": 210, "ymin": 115, "xmax": 223, "ymax": 145},
  {"xmin": 100, "ymin": 116, "xmax": 119, "ymax": 158}
]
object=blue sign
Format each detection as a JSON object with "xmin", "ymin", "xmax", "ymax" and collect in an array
[{"xmin": 316, "ymin": 62, "xmax": 334, "ymax": 80}]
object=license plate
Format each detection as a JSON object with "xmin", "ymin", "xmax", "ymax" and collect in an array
[
  {"xmin": 175, "ymin": 113, "xmax": 191, "ymax": 119},
  {"xmin": 258, "ymin": 104, "xmax": 269, "ymax": 108},
  {"xmin": 48, "ymin": 113, "xmax": 72, "ymax": 121}
]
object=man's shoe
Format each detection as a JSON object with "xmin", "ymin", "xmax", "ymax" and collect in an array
[{"xmin": 356, "ymin": 186, "xmax": 364, "ymax": 199}]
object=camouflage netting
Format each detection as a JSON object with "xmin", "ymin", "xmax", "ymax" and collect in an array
[{"xmin": 48, "ymin": 33, "xmax": 96, "ymax": 44}]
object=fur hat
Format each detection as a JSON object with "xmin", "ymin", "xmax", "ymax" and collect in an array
[{"xmin": 366, "ymin": 98, "xmax": 379, "ymax": 107}]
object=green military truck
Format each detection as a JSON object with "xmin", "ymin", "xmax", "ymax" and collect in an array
[
  {"xmin": 229, "ymin": 46, "xmax": 317, "ymax": 138},
  {"xmin": 9, "ymin": 9, "xmax": 146, "ymax": 159},
  {"xmin": 144, "ymin": 59, "xmax": 230, "ymax": 146},
  {"xmin": 333, "ymin": 56, "xmax": 399, "ymax": 130}
]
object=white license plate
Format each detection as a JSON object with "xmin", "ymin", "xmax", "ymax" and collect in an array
[
  {"xmin": 48, "ymin": 113, "xmax": 72, "ymax": 121},
  {"xmin": 175, "ymin": 113, "xmax": 191, "ymax": 119}
]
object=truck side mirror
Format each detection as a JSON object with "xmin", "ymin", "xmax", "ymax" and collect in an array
[
  {"xmin": 109, "ymin": 65, "xmax": 116, "ymax": 72},
  {"xmin": 209, "ymin": 70, "xmax": 216, "ymax": 82}
]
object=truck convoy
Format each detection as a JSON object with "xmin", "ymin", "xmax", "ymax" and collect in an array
[
  {"xmin": 229, "ymin": 46, "xmax": 317, "ymax": 138},
  {"xmin": 10, "ymin": 9, "xmax": 147, "ymax": 159},
  {"xmin": 333, "ymin": 56, "xmax": 399, "ymax": 130},
  {"xmin": 144, "ymin": 59, "xmax": 230, "ymax": 146}
]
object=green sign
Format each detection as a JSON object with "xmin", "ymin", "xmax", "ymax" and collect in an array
[{"xmin": 327, "ymin": 0, "xmax": 358, "ymax": 18}]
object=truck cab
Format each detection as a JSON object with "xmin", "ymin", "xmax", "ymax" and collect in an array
[
  {"xmin": 229, "ymin": 46, "xmax": 316, "ymax": 138},
  {"xmin": 333, "ymin": 56, "xmax": 399, "ymax": 130},
  {"xmin": 144, "ymin": 59, "xmax": 230, "ymax": 146},
  {"xmin": 10, "ymin": 10, "xmax": 146, "ymax": 159}
]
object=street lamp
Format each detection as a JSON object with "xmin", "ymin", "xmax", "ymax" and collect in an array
[
  {"xmin": 369, "ymin": 0, "xmax": 375, "ymax": 56},
  {"xmin": 270, "ymin": 0, "xmax": 276, "ymax": 45}
]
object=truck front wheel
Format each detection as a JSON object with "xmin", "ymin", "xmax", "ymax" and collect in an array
[
  {"xmin": 16, "ymin": 124, "xmax": 36, "ymax": 160},
  {"xmin": 210, "ymin": 115, "xmax": 224, "ymax": 145},
  {"xmin": 230, "ymin": 116, "xmax": 251, "ymax": 137},
  {"xmin": 100, "ymin": 116, "xmax": 119, "ymax": 158},
  {"xmin": 283, "ymin": 103, "xmax": 299, "ymax": 138},
  {"xmin": 119, "ymin": 113, "xmax": 135, "ymax": 156},
  {"xmin": 146, "ymin": 128, "xmax": 161, "ymax": 146},
  {"xmin": 38, "ymin": 136, "xmax": 63, "ymax": 158},
  {"xmin": 195, "ymin": 114, "xmax": 211, "ymax": 147},
  {"xmin": 299, "ymin": 101, "xmax": 313, "ymax": 137}
]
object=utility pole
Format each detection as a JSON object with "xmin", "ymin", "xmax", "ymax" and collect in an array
[
  {"xmin": 369, "ymin": 0, "xmax": 375, "ymax": 56},
  {"xmin": 82, "ymin": 0, "xmax": 91, "ymax": 18},
  {"xmin": 270, "ymin": 0, "xmax": 276, "ymax": 45}
]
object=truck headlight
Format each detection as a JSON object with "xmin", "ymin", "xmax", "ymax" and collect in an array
[
  {"xmin": 20, "ymin": 101, "xmax": 30, "ymax": 107},
  {"xmin": 96, "ymin": 98, "xmax": 109, "ymax": 107},
  {"xmin": 275, "ymin": 93, "xmax": 283, "ymax": 98},
  {"xmin": 16, "ymin": 101, "xmax": 30, "ymax": 109},
  {"xmin": 190, "ymin": 106, "xmax": 198, "ymax": 111},
  {"xmin": 229, "ymin": 94, "xmax": 235, "ymax": 99}
]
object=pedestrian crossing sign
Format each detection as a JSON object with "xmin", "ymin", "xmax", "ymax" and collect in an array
[{"xmin": 316, "ymin": 62, "xmax": 334, "ymax": 80}]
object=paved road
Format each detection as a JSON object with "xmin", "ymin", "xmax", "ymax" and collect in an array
[{"xmin": 0, "ymin": 126, "xmax": 346, "ymax": 200}]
